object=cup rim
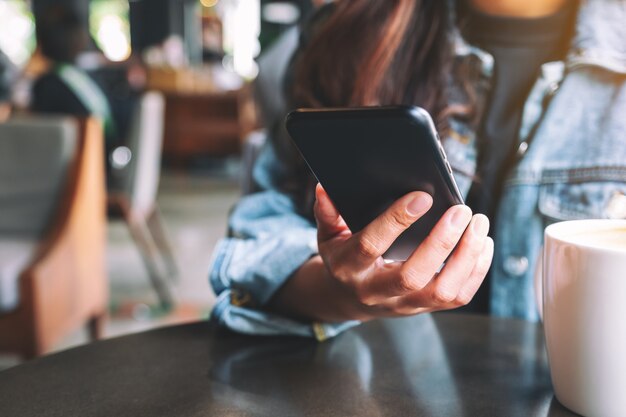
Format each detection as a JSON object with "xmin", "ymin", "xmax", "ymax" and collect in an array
[{"xmin": 545, "ymin": 219, "xmax": 626, "ymax": 254}]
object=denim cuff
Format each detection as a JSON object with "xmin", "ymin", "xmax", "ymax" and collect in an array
[
  {"xmin": 209, "ymin": 227, "xmax": 319, "ymax": 306},
  {"xmin": 209, "ymin": 226, "xmax": 361, "ymax": 340},
  {"xmin": 211, "ymin": 291, "xmax": 361, "ymax": 341}
]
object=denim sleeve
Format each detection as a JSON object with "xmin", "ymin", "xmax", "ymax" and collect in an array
[{"xmin": 209, "ymin": 142, "xmax": 360, "ymax": 341}]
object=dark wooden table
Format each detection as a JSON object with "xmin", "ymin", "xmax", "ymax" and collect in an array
[{"xmin": 0, "ymin": 314, "xmax": 577, "ymax": 416}]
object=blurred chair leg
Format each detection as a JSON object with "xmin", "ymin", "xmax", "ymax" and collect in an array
[
  {"xmin": 114, "ymin": 200, "xmax": 175, "ymax": 310},
  {"xmin": 146, "ymin": 206, "xmax": 179, "ymax": 281},
  {"xmin": 88, "ymin": 313, "xmax": 106, "ymax": 341},
  {"xmin": 127, "ymin": 216, "xmax": 175, "ymax": 310}
]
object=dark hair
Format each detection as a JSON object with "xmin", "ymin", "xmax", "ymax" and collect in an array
[
  {"xmin": 282, "ymin": 1, "xmax": 458, "ymax": 214},
  {"xmin": 36, "ymin": 5, "xmax": 87, "ymax": 63},
  {"xmin": 291, "ymin": 0, "xmax": 453, "ymax": 131}
]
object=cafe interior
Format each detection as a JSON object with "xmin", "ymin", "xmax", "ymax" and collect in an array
[
  {"xmin": 0, "ymin": 0, "xmax": 314, "ymax": 368},
  {"xmin": 1, "ymin": 0, "xmax": 626, "ymax": 416}
]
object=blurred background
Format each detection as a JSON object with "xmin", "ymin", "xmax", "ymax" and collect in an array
[{"xmin": 0, "ymin": 0, "xmax": 320, "ymax": 369}]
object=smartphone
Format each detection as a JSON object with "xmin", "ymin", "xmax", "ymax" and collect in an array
[{"xmin": 285, "ymin": 106, "xmax": 464, "ymax": 261}]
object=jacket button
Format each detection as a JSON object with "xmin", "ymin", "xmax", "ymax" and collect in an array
[
  {"xmin": 503, "ymin": 256, "xmax": 529, "ymax": 277},
  {"xmin": 606, "ymin": 192, "xmax": 626, "ymax": 219},
  {"xmin": 516, "ymin": 141, "xmax": 529, "ymax": 157}
]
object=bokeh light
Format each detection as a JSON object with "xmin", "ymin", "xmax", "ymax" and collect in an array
[
  {"xmin": 97, "ymin": 15, "xmax": 131, "ymax": 61},
  {"xmin": 221, "ymin": 0, "xmax": 260, "ymax": 79},
  {"xmin": 0, "ymin": 0, "xmax": 35, "ymax": 67},
  {"xmin": 91, "ymin": 0, "xmax": 131, "ymax": 62},
  {"xmin": 200, "ymin": 0, "xmax": 220, "ymax": 7}
]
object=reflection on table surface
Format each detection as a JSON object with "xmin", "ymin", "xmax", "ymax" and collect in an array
[
  {"xmin": 0, "ymin": 313, "xmax": 577, "ymax": 417},
  {"xmin": 208, "ymin": 314, "xmax": 572, "ymax": 417}
]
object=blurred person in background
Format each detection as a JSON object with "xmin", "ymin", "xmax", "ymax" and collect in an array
[
  {"xmin": 30, "ymin": 5, "xmax": 117, "ymax": 158},
  {"xmin": 0, "ymin": 49, "xmax": 16, "ymax": 122},
  {"xmin": 210, "ymin": 0, "xmax": 626, "ymax": 340}
]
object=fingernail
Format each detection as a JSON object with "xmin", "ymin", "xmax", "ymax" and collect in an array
[
  {"xmin": 449, "ymin": 205, "xmax": 472, "ymax": 229},
  {"xmin": 406, "ymin": 194, "xmax": 431, "ymax": 216},
  {"xmin": 471, "ymin": 214, "xmax": 489, "ymax": 236},
  {"xmin": 315, "ymin": 183, "xmax": 324, "ymax": 197}
]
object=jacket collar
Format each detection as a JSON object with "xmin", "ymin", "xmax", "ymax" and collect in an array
[
  {"xmin": 568, "ymin": 0, "xmax": 626, "ymax": 73},
  {"xmin": 453, "ymin": 0, "xmax": 626, "ymax": 75}
]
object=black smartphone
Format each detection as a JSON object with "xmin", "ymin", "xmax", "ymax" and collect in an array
[{"xmin": 285, "ymin": 106, "xmax": 464, "ymax": 261}]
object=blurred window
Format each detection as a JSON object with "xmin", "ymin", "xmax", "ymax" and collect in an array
[
  {"xmin": 90, "ymin": 0, "xmax": 131, "ymax": 62},
  {"xmin": 0, "ymin": 0, "xmax": 35, "ymax": 67}
]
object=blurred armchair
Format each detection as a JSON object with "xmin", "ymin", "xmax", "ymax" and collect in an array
[
  {"xmin": 108, "ymin": 91, "xmax": 177, "ymax": 310},
  {"xmin": 0, "ymin": 117, "xmax": 108, "ymax": 359}
]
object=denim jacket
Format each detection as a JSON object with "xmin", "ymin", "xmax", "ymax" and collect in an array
[{"xmin": 209, "ymin": 0, "xmax": 626, "ymax": 340}]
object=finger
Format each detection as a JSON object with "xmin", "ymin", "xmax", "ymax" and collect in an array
[
  {"xmin": 394, "ymin": 237, "xmax": 493, "ymax": 314},
  {"xmin": 455, "ymin": 237, "xmax": 494, "ymax": 306},
  {"xmin": 398, "ymin": 204, "xmax": 473, "ymax": 291},
  {"xmin": 350, "ymin": 191, "xmax": 433, "ymax": 264},
  {"xmin": 357, "ymin": 203, "xmax": 471, "ymax": 301},
  {"xmin": 373, "ymin": 237, "xmax": 492, "ymax": 316},
  {"xmin": 314, "ymin": 184, "xmax": 349, "ymax": 241},
  {"xmin": 427, "ymin": 214, "xmax": 490, "ymax": 305}
]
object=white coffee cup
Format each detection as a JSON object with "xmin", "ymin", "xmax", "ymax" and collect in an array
[{"xmin": 542, "ymin": 219, "xmax": 626, "ymax": 417}]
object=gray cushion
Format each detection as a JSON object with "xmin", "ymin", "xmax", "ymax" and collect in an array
[
  {"xmin": 0, "ymin": 116, "xmax": 77, "ymax": 311},
  {"xmin": 128, "ymin": 92, "xmax": 165, "ymax": 214},
  {"xmin": 0, "ymin": 117, "xmax": 77, "ymax": 237},
  {"xmin": 0, "ymin": 238, "xmax": 37, "ymax": 312},
  {"xmin": 241, "ymin": 130, "xmax": 267, "ymax": 195},
  {"xmin": 255, "ymin": 27, "xmax": 299, "ymax": 129},
  {"xmin": 110, "ymin": 92, "xmax": 165, "ymax": 214}
]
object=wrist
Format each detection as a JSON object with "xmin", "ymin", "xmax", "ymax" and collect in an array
[{"xmin": 269, "ymin": 255, "xmax": 368, "ymax": 323}]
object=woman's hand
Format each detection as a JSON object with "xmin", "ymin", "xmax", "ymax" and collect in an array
[{"xmin": 271, "ymin": 184, "xmax": 493, "ymax": 323}]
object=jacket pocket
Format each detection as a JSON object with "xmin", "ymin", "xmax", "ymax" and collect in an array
[{"xmin": 538, "ymin": 167, "xmax": 626, "ymax": 221}]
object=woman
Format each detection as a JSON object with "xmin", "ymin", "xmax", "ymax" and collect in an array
[{"xmin": 210, "ymin": 0, "xmax": 626, "ymax": 339}]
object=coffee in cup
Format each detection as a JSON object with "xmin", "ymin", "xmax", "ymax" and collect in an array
[{"xmin": 562, "ymin": 227, "xmax": 626, "ymax": 250}]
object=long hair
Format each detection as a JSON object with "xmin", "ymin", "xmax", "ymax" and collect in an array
[
  {"xmin": 283, "ymin": 0, "xmax": 456, "ymax": 215},
  {"xmin": 291, "ymin": 0, "xmax": 453, "ymax": 130}
]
